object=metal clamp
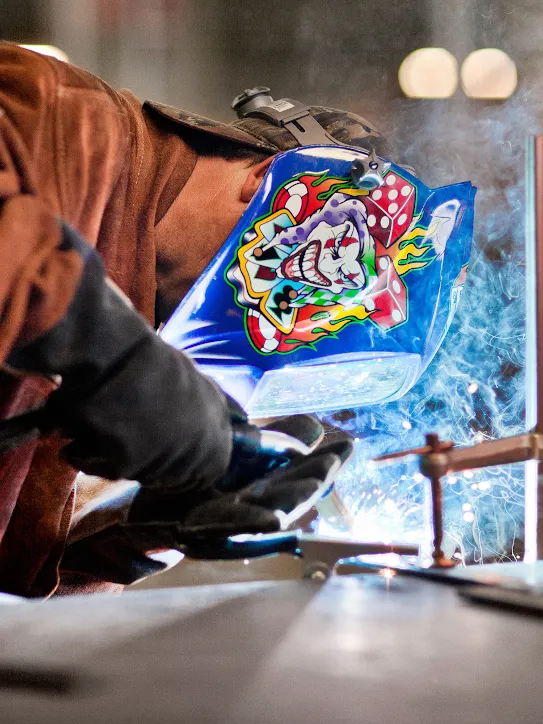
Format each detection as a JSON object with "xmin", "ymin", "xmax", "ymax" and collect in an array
[
  {"xmin": 184, "ymin": 531, "xmax": 419, "ymax": 580},
  {"xmin": 374, "ymin": 430, "xmax": 543, "ymax": 568}
]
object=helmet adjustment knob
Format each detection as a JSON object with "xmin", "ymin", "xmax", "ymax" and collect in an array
[{"xmin": 231, "ymin": 87, "xmax": 275, "ymax": 118}]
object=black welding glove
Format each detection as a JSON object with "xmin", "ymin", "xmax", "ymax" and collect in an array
[
  {"xmin": 6, "ymin": 222, "xmax": 234, "ymax": 488},
  {"xmin": 215, "ymin": 405, "xmax": 326, "ymax": 493},
  {"xmin": 125, "ymin": 435, "xmax": 354, "ymax": 547},
  {"xmin": 58, "ymin": 432, "xmax": 353, "ymax": 583},
  {"xmin": 58, "ymin": 415, "xmax": 352, "ymax": 583},
  {"xmin": 260, "ymin": 414, "xmax": 324, "ymax": 449}
]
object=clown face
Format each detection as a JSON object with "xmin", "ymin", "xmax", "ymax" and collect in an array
[
  {"xmin": 229, "ymin": 186, "xmax": 380, "ymax": 336},
  {"xmin": 277, "ymin": 219, "xmax": 367, "ymax": 294}
]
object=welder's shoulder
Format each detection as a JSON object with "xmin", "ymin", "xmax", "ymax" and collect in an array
[
  {"xmin": 0, "ymin": 42, "xmax": 58, "ymax": 118},
  {"xmin": 0, "ymin": 41, "xmax": 54, "ymax": 79},
  {"xmin": 0, "ymin": 42, "xmax": 130, "ymax": 224},
  {"xmin": 0, "ymin": 41, "xmax": 127, "ymax": 122}
]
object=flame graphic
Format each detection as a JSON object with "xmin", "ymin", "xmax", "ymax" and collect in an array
[
  {"xmin": 389, "ymin": 218, "xmax": 434, "ymax": 275},
  {"xmin": 277, "ymin": 302, "xmax": 372, "ymax": 350}
]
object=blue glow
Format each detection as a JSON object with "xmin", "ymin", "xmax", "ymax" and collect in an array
[{"xmin": 320, "ymin": 96, "xmax": 531, "ymax": 564}]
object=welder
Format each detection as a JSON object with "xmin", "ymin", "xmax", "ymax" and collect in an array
[{"xmin": 0, "ymin": 41, "xmax": 393, "ymax": 597}]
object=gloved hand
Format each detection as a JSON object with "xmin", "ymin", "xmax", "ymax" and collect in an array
[
  {"xmin": 260, "ymin": 414, "xmax": 324, "ymax": 449},
  {"xmin": 125, "ymin": 416, "xmax": 353, "ymax": 546},
  {"xmin": 58, "ymin": 415, "xmax": 353, "ymax": 582},
  {"xmin": 213, "ymin": 404, "xmax": 326, "ymax": 494},
  {"xmin": 60, "ymin": 441, "xmax": 349, "ymax": 583}
]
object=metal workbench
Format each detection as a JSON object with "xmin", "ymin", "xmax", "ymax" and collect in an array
[{"xmin": 0, "ymin": 570, "xmax": 542, "ymax": 723}]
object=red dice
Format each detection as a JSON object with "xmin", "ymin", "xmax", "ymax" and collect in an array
[
  {"xmin": 363, "ymin": 173, "xmax": 415, "ymax": 248},
  {"xmin": 363, "ymin": 254, "xmax": 407, "ymax": 330}
]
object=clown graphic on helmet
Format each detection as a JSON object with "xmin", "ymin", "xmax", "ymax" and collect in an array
[{"xmin": 227, "ymin": 169, "xmax": 436, "ymax": 354}]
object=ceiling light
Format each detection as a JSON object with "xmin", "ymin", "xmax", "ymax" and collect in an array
[
  {"xmin": 20, "ymin": 45, "xmax": 69, "ymax": 63},
  {"xmin": 461, "ymin": 48, "xmax": 517, "ymax": 99},
  {"xmin": 399, "ymin": 48, "xmax": 458, "ymax": 99}
]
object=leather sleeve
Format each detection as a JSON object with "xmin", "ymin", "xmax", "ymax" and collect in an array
[
  {"xmin": 60, "ymin": 525, "xmax": 171, "ymax": 586},
  {"xmin": 0, "ymin": 42, "xmax": 127, "ymax": 363}
]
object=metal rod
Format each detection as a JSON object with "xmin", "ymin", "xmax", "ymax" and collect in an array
[
  {"xmin": 445, "ymin": 433, "xmax": 542, "ymax": 473},
  {"xmin": 533, "ymin": 137, "xmax": 543, "ymax": 434},
  {"xmin": 425, "ymin": 434, "xmax": 449, "ymax": 567},
  {"xmin": 524, "ymin": 137, "xmax": 543, "ymax": 561},
  {"xmin": 533, "ymin": 138, "xmax": 543, "ymax": 561}
]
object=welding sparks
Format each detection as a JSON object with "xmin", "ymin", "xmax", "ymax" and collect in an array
[
  {"xmin": 379, "ymin": 568, "xmax": 396, "ymax": 580},
  {"xmin": 318, "ymin": 89, "xmax": 529, "ymax": 563}
]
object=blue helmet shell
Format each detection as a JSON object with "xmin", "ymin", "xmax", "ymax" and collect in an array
[{"xmin": 161, "ymin": 145, "xmax": 476, "ymax": 416}]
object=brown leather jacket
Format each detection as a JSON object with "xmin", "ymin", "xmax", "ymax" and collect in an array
[{"xmin": 0, "ymin": 42, "xmax": 198, "ymax": 597}]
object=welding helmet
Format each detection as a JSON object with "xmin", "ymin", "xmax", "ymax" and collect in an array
[{"xmin": 161, "ymin": 88, "xmax": 476, "ymax": 417}]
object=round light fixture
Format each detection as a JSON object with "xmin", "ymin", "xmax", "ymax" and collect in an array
[
  {"xmin": 398, "ymin": 48, "xmax": 459, "ymax": 99},
  {"xmin": 461, "ymin": 48, "xmax": 517, "ymax": 99},
  {"xmin": 20, "ymin": 45, "xmax": 69, "ymax": 63}
]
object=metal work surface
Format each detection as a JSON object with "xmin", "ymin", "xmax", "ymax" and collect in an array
[{"xmin": 0, "ymin": 574, "xmax": 542, "ymax": 723}]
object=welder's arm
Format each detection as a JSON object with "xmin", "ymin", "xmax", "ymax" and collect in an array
[
  {"xmin": 0, "ymin": 44, "xmax": 129, "ymax": 362},
  {"xmin": 5, "ymin": 222, "xmax": 353, "ymax": 590},
  {"xmin": 7, "ymin": 221, "xmax": 234, "ymax": 489},
  {"xmin": 7, "ymin": 222, "xmax": 352, "ymax": 513}
]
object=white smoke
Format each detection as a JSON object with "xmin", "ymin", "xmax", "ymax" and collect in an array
[{"xmin": 321, "ymin": 82, "xmax": 541, "ymax": 563}]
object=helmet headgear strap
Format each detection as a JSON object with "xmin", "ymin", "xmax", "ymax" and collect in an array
[
  {"xmin": 231, "ymin": 86, "xmax": 389, "ymax": 191},
  {"xmin": 231, "ymin": 86, "xmax": 346, "ymax": 148}
]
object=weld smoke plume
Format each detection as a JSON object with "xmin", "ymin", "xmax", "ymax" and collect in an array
[{"xmin": 321, "ymin": 83, "xmax": 542, "ymax": 563}]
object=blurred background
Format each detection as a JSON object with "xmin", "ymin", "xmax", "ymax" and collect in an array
[{"xmin": 3, "ymin": 0, "xmax": 543, "ymax": 572}]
